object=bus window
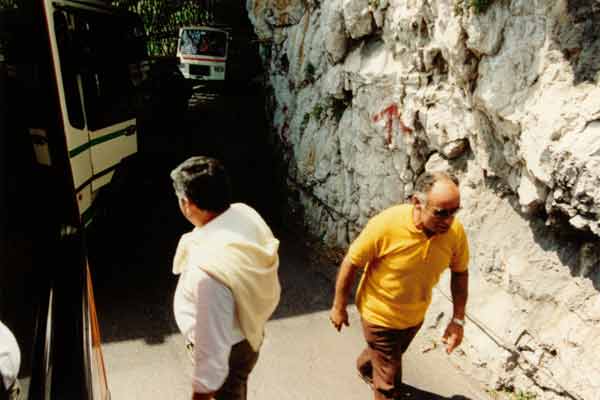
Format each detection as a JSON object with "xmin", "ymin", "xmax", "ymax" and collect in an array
[
  {"xmin": 70, "ymin": 11, "xmax": 137, "ymax": 131},
  {"xmin": 53, "ymin": 11, "xmax": 85, "ymax": 130}
]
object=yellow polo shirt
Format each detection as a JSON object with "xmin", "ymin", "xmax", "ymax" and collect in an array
[{"xmin": 349, "ymin": 204, "xmax": 469, "ymax": 329}]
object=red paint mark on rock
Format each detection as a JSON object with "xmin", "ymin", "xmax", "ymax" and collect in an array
[{"xmin": 373, "ymin": 104, "xmax": 412, "ymax": 147}]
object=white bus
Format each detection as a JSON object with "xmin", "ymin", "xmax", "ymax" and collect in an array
[
  {"xmin": 176, "ymin": 25, "xmax": 229, "ymax": 82},
  {"xmin": 1, "ymin": 1, "xmax": 148, "ymax": 398},
  {"xmin": 1, "ymin": 0, "xmax": 148, "ymax": 226}
]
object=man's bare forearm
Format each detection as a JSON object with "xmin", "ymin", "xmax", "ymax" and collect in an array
[
  {"xmin": 450, "ymin": 271, "xmax": 468, "ymax": 320},
  {"xmin": 332, "ymin": 255, "xmax": 360, "ymax": 309}
]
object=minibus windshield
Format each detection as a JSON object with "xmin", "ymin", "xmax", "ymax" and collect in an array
[{"xmin": 179, "ymin": 29, "xmax": 227, "ymax": 58}]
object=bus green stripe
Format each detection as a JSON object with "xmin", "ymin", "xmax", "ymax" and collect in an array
[
  {"xmin": 77, "ymin": 164, "xmax": 118, "ymax": 226},
  {"xmin": 75, "ymin": 163, "xmax": 118, "ymax": 194},
  {"xmin": 69, "ymin": 142, "xmax": 90, "ymax": 158},
  {"xmin": 68, "ymin": 126, "xmax": 134, "ymax": 158},
  {"xmin": 81, "ymin": 205, "xmax": 94, "ymax": 226}
]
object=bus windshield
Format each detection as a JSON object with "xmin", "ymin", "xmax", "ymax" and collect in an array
[{"xmin": 179, "ymin": 28, "xmax": 227, "ymax": 58}]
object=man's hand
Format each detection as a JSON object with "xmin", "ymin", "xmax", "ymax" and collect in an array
[
  {"xmin": 329, "ymin": 306, "xmax": 349, "ymax": 332},
  {"xmin": 442, "ymin": 321, "xmax": 464, "ymax": 354},
  {"xmin": 330, "ymin": 255, "xmax": 359, "ymax": 332},
  {"xmin": 446, "ymin": 270, "xmax": 468, "ymax": 354}
]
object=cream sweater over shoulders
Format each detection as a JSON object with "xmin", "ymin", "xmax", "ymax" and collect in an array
[{"xmin": 173, "ymin": 203, "xmax": 281, "ymax": 351}]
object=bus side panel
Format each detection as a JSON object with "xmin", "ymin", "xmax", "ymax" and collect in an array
[{"xmin": 89, "ymin": 119, "xmax": 137, "ymax": 192}]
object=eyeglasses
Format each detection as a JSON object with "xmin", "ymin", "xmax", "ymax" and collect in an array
[{"xmin": 430, "ymin": 206, "xmax": 461, "ymax": 218}]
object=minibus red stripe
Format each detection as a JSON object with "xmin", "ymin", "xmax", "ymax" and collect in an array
[{"xmin": 181, "ymin": 56, "xmax": 226, "ymax": 62}]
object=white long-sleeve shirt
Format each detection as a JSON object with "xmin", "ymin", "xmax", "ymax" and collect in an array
[
  {"xmin": 172, "ymin": 203, "xmax": 281, "ymax": 394},
  {"xmin": 174, "ymin": 266, "xmax": 244, "ymax": 394},
  {"xmin": 0, "ymin": 320, "xmax": 20, "ymax": 391}
]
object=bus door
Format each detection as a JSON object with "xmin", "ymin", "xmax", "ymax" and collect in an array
[
  {"xmin": 48, "ymin": 2, "xmax": 144, "ymax": 223},
  {"xmin": 47, "ymin": 5, "xmax": 94, "ymax": 220}
]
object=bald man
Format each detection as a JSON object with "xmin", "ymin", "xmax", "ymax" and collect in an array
[{"xmin": 329, "ymin": 172, "xmax": 470, "ymax": 400}]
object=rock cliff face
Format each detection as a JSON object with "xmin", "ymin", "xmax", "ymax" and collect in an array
[{"xmin": 246, "ymin": 0, "xmax": 600, "ymax": 398}]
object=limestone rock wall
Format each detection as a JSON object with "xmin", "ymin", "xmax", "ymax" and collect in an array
[{"xmin": 246, "ymin": 0, "xmax": 600, "ymax": 398}]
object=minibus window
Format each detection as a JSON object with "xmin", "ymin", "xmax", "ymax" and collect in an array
[
  {"xmin": 180, "ymin": 29, "xmax": 227, "ymax": 58},
  {"xmin": 75, "ymin": 12, "xmax": 136, "ymax": 131},
  {"xmin": 53, "ymin": 12, "xmax": 85, "ymax": 130}
]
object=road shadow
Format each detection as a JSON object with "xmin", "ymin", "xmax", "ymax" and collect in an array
[
  {"xmin": 87, "ymin": 176, "xmax": 347, "ymax": 345},
  {"xmin": 398, "ymin": 383, "xmax": 474, "ymax": 399},
  {"xmin": 88, "ymin": 85, "xmax": 345, "ymax": 346}
]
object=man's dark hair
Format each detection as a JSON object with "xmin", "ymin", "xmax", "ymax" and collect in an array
[
  {"xmin": 170, "ymin": 156, "xmax": 232, "ymax": 213},
  {"xmin": 412, "ymin": 171, "xmax": 459, "ymax": 204}
]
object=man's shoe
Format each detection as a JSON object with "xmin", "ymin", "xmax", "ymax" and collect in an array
[
  {"xmin": 357, "ymin": 369, "xmax": 374, "ymax": 390},
  {"xmin": 393, "ymin": 383, "xmax": 414, "ymax": 399}
]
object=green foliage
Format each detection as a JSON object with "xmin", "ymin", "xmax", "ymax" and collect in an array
[
  {"xmin": 311, "ymin": 103, "xmax": 324, "ymax": 120},
  {"xmin": 470, "ymin": 0, "xmax": 495, "ymax": 14},
  {"xmin": 453, "ymin": 0, "xmax": 496, "ymax": 15},
  {"xmin": 512, "ymin": 391, "xmax": 537, "ymax": 400},
  {"xmin": 305, "ymin": 94, "xmax": 351, "ymax": 128},
  {"xmin": 453, "ymin": 0, "xmax": 465, "ymax": 16},
  {"xmin": 486, "ymin": 389, "xmax": 538, "ymax": 400},
  {"xmin": 1, "ymin": 0, "xmax": 214, "ymax": 56},
  {"xmin": 111, "ymin": 0, "xmax": 212, "ymax": 56},
  {"xmin": 305, "ymin": 62, "xmax": 316, "ymax": 81},
  {"xmin": 300, "ymin": 113, "xmax": 310, "ymax": 132},
  {"xmin": 0, "ymin": 0, "xmax": 18, "ymax": 9}
]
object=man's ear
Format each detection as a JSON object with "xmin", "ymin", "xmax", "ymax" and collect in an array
[
  {"xmin": 186, "ymin": 198, "xmax": 199, "ymax": 214},
  {"xmin": 180, "ymin": 197, "xmax": 193, "ymax": 216}
]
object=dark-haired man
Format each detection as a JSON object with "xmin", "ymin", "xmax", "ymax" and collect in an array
[
  {"xmin": 329, "ymin": 171, "xmax": 470, "ymax": 400},
  {"xmin": 170, "ymin": 156, "xmax": 281, "ymax": 400}
]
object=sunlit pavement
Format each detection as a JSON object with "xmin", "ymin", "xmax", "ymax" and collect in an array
[
  {"xmin": 102, "ymin": 309, "xmax": 489, "ymax": 400},
  {"xmin": 100, "ymin": 235, "xmax": 489, "ymax": 400}
]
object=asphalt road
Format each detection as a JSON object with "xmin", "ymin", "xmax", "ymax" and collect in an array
[
  {"xmin": 87, "ymin": 84, "xmax": 491, "ymax": 400},
  {"xmin": 91, "ymin": 219, "xmax": 490, "ymax": 400}
]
